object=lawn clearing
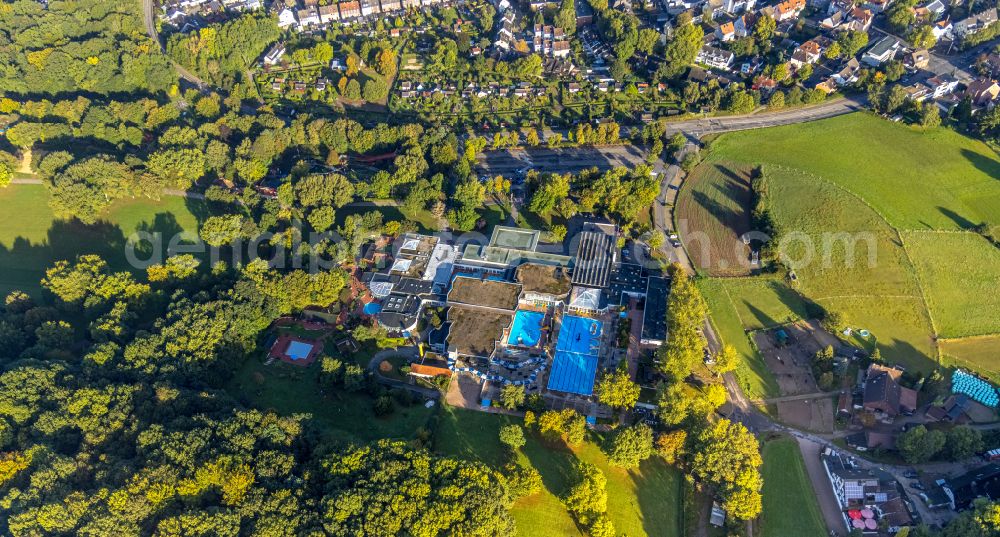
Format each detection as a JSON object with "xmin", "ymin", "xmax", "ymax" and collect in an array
[
  {"xmin": 940, "ymin": 335, "xmax": 1000, "ymax": 383},
  {"xmin": 760, "ymin": 437, "xmax": 827, "ymax": 537},
  {"xmin": 705, "ymin": 112, "xmax": 1000, "ymax": 231},
  {"xmin": 675, "ymin": 160, "xmax": 755, "ymax": 276},
  {"xmin": 817, "ymin": 295, "xmax": 936, "ymax": 373},
  {"xmin": 225, "ymin": 353, "xmax": 434, "ymax": 445},
  {"xmin": 903, "ymin": 231, "xmax": 1000, "ymax": 338},
  {"xmin": 434, "ymin": 406, "xmax": 683, "ymax": 537},
  {"xmin": 0, "ymin": 184, "xmax": 206, "ymax": 297}
]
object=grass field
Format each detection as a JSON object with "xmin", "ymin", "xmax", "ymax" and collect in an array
[
  {"xmin": 675, "ymin": 161, "xmax": 755, "ymax": 276},
  {"xmin": 903, "ymin": 231, "xmax": 1000, "ymax": 338},
  {"xmin": 706, "ymin": 112, "xmax": 1000, "ymax": 231},
  {"xmin": 0, "ymin": 185, "xmax": 208, "ymax": 297},
  {"xmin": 941, "ymin": 335, "xmax": 1000, "ymax": 383},
  {"xmin": 435, "ymin": 407, "xmax": 684, "ymax": 537},
  {"xmin": 689, "ymin": 113, "xmax": 1000, "ymax": 384},
  {"xmin": 698, "ymin": 279, "xmax": 792, "ymax": 399},
  {"xmin": 760, "ymin": 437, "xmax": 827, "ymax": 537},
  {"xmin": 225, "ymin": 351, "xmax": 435, "ymax": 445}
]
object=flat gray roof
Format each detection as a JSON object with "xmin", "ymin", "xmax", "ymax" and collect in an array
[{"xmin": 490, "ymin": 226, "xmax": 540, "ymax": 251}]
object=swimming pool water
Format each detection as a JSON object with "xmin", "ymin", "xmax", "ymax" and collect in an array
[
  {"xmin": 508, "ymin": 310, "xmax": 545, "ymax": 347},
  {"xmin": 547, "ymin": 315, "xmax": 603, "ymax": 395},
  {"xmin": 286, "ymin": 341, "xmax": 315, "ymax": 361}
]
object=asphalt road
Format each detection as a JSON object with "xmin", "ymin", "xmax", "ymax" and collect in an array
[{"xmin": 660, "ymin": 97, "xmax": 866, "ymax": 137}]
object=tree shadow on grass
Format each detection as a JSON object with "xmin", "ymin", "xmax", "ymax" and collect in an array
[
  {"xmin": 631, "ymin": 458, "xmax": 684, "ymax": 537},
  {"xmin": 961, "ymin": 149, "xmax": 1000, "ymax": 182},
  {"xmin": 692, "ymin": 191, "xmax": 743, "ymax": 237},
  {"xmin": 522, "ymin": 436, "xmax": 581, "ymax": 500},
  {"xmin": 0, "ymin": 219, "xmax": 129, "ymax": 296},
  {"xmin": 937, "ymin": 206, "xmax": 977, "ymax": 230}
]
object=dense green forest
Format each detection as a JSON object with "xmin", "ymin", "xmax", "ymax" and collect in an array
[
  {"xmin": 0, "ymin": 255, "xmax": 528, "ymax": 535},
  {"xmin": 0, "ymin": 0, "xmax": 174, "ymax": 95}
]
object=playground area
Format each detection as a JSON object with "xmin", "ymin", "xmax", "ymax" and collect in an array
[{"xmin": 268, "ymin": 335, "xmax": 323, "ymax": 367}]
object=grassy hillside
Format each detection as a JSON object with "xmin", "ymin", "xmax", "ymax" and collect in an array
[
  {"xmin": 687, "ymin": 113, "xmax": 1000, "ymax": 384},
  {"xmin": 706, "ymin": 112, "xmax": 1000, "ymax": 231}
]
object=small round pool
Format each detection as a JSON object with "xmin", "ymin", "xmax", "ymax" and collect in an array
[{"xmin": 363, "ymin": 302, "xmax": 382, "ymax": 315}]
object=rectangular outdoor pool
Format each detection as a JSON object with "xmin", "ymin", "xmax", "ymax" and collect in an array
[
  {"xmin": 286, "ymin": 340, "xmax": 315, "ymax": 361},
  {"xmin": 547, "ymin": 315, "xmax": 603, "ymax": 395},
  {"xmin": 508, "ymin": 310, "xmax": 545, "ymax": 347}
]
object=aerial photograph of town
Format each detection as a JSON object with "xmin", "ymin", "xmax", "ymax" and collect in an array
[{"xmin": 0, "ymin": 0, "xmax": 998, "ymax": 533}]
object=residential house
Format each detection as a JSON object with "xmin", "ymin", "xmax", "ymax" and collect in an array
[
  {"xmin": 925, "ymin": 394, "xmax": 971, "ymax": 423},
  {"xmin": 832, "ymin": 57, "xmax": 861, "ymax": 85},
  {"xmin": 790, "ymin": 39, "xmax": 824, "ymax": 69},
  {"xmin": 905, "ymin": 48, "xmax": 930, "ymax": 69},
  {"xmin": 296, "ymin": 7, "xmax": 320, "ymax": 29},
  {"xmin": 338, "ymin": 0, "xmax": 361, "ymax": 18},
  {"xmin": 846, "ymin": 430, "xmax": 898, "ymax": 451},
  {"xmin": 862, "ymin": 36, "xmax": 902, "ymax": 66},
  {"xmin": 927, "ymin": 73, "xmax": 960, "ymax": 98},
  {"xmin": 277, "ymin": 7, "xmax": 297, "ymax": 27},
  {"xmin": 318, "ymin": 4, "xmax": 339, "ymax": 23},
  {"xmin": 696, "ymin": 44, "xmax": 735, "ymax": 69},
  {"xmin": 862, "ymin": 363, "xmax": 917, "ymax": 419},
  {"xmin": 723, "ymin": 0, "xmax": 755, "ymax": 13},
  {"xmin": 984, "ymin": 53, "xmax": 1000, "ymax": 76},
  {"xmin": 380, "ymin": 0, "xmax": 403, "ymax": 10},
  {"xmin": 772, "ymin": 0, "xmax": 806, "ymax": 21},
  {"xmin": 402, "ymin": 0, "xmax": 419, "ymax": 7},
  {"xmin": 915, "ymin": 0, "xmax": 946, "ymax": 20},
  {"xmin": 552, "ymin": 41, "xmax": 571, "ymax": 57},
  {"xmin": 954, "ymin": 8, "xmax": 998, "ymax": 38},
  {"xmin": 965, "ymin": 77, "xmax": 1000, "ymax": 106},
  {"xmin": 847, "ymin": 6, "xmax": 874, "ymax": 30},
  {"xmin": 863, "ymin": 0, "xmax": 890, "ymax": 12},
  {"xmin": 932, "ymin": 18, "xmax": 954, "ymax": 39},
  {"xmin": 263, "ymin": 43, "xmax": 286, "ymax": 65},
  {"xmin": 823, "ymin": 453, "xmax": 880, "ymax": 508},
  {"xmin": 359, "ymin": 0, "xmax": 377, "ymax": 15},
  {"xmin": 716, "ymin": 20, "xmax": 736, "ymax": 40},
  {"xmin": 567, "ymin": 82, "xmax": 581, "ymax": 92}
]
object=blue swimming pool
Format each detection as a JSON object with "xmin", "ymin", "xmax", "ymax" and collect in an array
[
  {"xmin": 508, "ymin": 310, "xmax": 544, "ymax": 347},
  {"xmin": 286, "ymin": 341, "xmax": 315, "ymax": 361},
  {"xmin": 363, "ymin": 302, "xmax": 382, "ymax": 315},
  {"xmin": 554, "ymin": 315, "xmax": 602, "ymax": 355},
  {"xmin": 547, "ymin": 315, "xmax": 603, "ymax": 395}
]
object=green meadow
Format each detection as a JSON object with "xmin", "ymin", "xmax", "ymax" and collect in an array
[{"xmin": 684, "ymin": 113, "xmax": 1000, "ymax": 391}]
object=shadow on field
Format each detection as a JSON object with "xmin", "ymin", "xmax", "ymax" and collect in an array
[
  {"xmin": 523, "ymin": 437, "xmax": 580, "ymax": 500},
  {"xmin": 692, "ymin": 191, "xmax": 743, "ymax": 236},
  {"xmin": 961, "ymin": 149, "xmax": 1000, "ymax": 182},
  {"xmin": 745, "ymin": 302, "xmax": 781, "ymax": 330},
  {"xmin": 937, "ymin": 206, "xmax": 977, "ymax": 230},
  {"xmin": 879, "ymin": 337, "xmax": 937, "ymax": 375}
]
